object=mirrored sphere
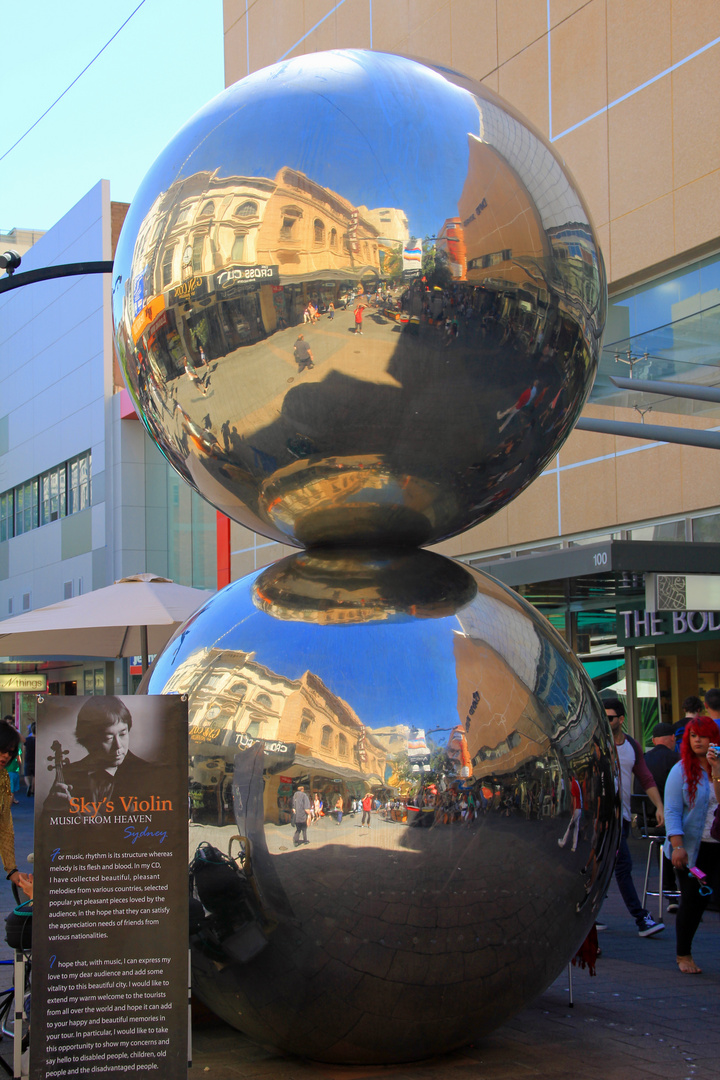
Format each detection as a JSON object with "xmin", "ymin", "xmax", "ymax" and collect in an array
[
  {"xmin": 146, "ymin": 550, "xmax": 619, "ymax": 1063},
  {"xmin": 114, "ymin": 50, "xmax": 606, "ymax": 548}
]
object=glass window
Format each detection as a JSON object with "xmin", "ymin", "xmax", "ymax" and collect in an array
[
  {"xmin": 235, "ymin": 201, "xmax": 257, "ymax": 218},
  {"xmin": 329, "ymin": 228, "xmax": 337, "ymax": 249},
  {"xmin": 199, "ymin": 201, "xmax": 215, "ymax": 218},
  {"xmin": 231, "ymin": 234, "xmax": 245, "ymax": 262},
  {"xmin": 15, "ymin": 479, "xmax": 38, "ymax": 535},
  {"xmin": 246, "ymin": 721, "xmax": 262, "ymax": 738},
  {"xmin": 40, "ymin": 464, "xmax": 67, "ymax": 525},
  {"xmin": 68, "ymin": 451, "xmax": 91, "ymax": 515},
  {"xmin": 314, "ymin": 219, "xmax": 325, "ymax": 244},
  {"xmin": 279, "ymin": 206, "xmax": 302, "ymax": 240},
  {"xmin": 630, "ymin": 519, "xmax": 686, "ymax": 542},
  {"xmin": 692, "ymin": 513, "xmax": 720, "ymax": 542},
  {"xmin": 191, "ymin": 234, "xmax": 205, "ymax": 273},
  {"xmin": 338, "ymin": 734, "xmax": 348, "ymax": 757},
  {"xmin": 321, "ymin": 725, "xmax": 332, "ymax": 748},
  {"xmin": 161, "ymin": 245, "xmax": 175, "ymax": 288},
  {"xmin": 0, "ymin": 491, "xmax": 13, "ymax": 542},
  {"xmin": 256, "ymin": 693, "xmax": 272, "ymax": 709}
]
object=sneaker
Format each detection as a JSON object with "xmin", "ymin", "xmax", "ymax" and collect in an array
[
  {"xmin": 595, "ymin": 923, "xmax": 608, "ymax": 931},
  {"xmin": 637, "ymin": 914, "xmax": 664, "ymax": 937},
  {"xmin": 667, "ymin": 902, "xmax": 679, "ymax": 914}
]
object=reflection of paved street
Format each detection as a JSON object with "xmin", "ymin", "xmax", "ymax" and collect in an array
[
  {"xmin": 174, "ymin": 311, "xmax": 407, "ymax": 442},
  {"xmin": 191, "ymin": 809, "xmax": 614, "ymax": 1063}
]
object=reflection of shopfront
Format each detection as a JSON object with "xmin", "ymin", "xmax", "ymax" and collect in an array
[{"xmin": 475, "ymin": 539, "xmax": 720, "ymax": 746}]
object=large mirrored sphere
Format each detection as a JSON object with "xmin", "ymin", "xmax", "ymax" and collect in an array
[
  {"xmin": 114, "ymin": 50, "xmax": 606, "ymax": 549},
  {"xmin": 146, "ymin": 549, "xmax": 619, "ymax": 1063}
]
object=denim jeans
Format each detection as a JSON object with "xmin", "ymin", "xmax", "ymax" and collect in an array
[{"xmin": 614, "ymin": 818, "xmax": 648, "ymax": 923}]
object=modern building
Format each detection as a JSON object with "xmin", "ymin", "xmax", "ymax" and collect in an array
[
  {"xmin": 219, "ymin": 0, "xmax": 720, "ymax": 739},
  {"xmin": 0, "ymin": 182, "xmax": 223, "ymax": 717}
]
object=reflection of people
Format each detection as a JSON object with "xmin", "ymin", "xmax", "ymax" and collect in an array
[
  {"xmin": 334, "ymin": 795, "xmax": 343, "ymax": 825},
  {"xmin": 664, "ymin": 717, "xmax": 720, "ymax": 973},
  {"xmin": 605, "ymin": 698, "xmax": 665, "ymax": 937},
  {"xmin": 0, "ymin": 724, "xmax": 33, "ymax": 898},
  {"xmin": 354, "ymin": 303, "xmax": 365, "ymax": 334},
  {"xmin": 361, "ymin": 791, "xmax": 372, "ymax": 828},
  {"xmin": 45, "ymin": 697, "xmax": 155, "ymax": 812},
  {"xmin": 557, "ymin": 777, "xmax": 583, "ymax": 852},
  {"xmin": 292, "ymin": 786, "xmax": 311, "ymax": 846}
]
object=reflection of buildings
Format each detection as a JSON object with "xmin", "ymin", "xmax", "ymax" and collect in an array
[
  {"xmin": 436, "ymin": 219, "xmax": 466, "ymax": 280},
  {"xmin": 122, "ymin": 167, "xmax": 389, "ymax": 385},
  {"xmin": 164, "ymin": 647, "xmax": 388, "ymax": 822}
]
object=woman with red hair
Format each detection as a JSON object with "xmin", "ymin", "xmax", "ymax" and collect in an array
[{"xmin": 664, "ymin": 715, "xmax": 720, "ymax": 973}]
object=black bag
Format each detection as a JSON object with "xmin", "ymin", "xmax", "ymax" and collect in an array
[
  {"xmin": 5, "ymin": 900, "xmax": 32, "ymax": 950},
  {"xmin": 189, "ymin": 842, "xmax": 267, "ymax": 964}
]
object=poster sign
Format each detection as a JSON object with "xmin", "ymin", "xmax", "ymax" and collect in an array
[{"xmin": 31, "ymin": 695, "xmax": 189, "ymax": 1080}]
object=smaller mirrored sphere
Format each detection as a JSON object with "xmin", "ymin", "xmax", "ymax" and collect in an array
[
  {"xmin": 146, "ymin": 549, "xmax": 619, "ymax": 1063},
  {"xmin": 114, "ymin": 50, "xmax": 606, "ymax": 549}
]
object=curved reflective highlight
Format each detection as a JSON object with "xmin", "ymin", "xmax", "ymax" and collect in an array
[
  {"xmin": 147, "ymin": 551, "xmax": 619, "ymax": 1064},
  {"xmin": 113, "ymin": 50, "xmax": 606, "ymax": 548}
]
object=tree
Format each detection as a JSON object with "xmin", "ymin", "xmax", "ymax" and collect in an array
[{"xmin": 422, "ymin": 238, "xmax": 453, "ymax": 290}]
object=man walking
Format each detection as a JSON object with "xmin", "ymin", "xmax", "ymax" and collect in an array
[
  {"xmin": 293, "ymin": 334, "xmax": 315, "ymax": 372},
  {"xmin": 361, "ymin": 791, "xmax": 373, "ymax": 827},
  {"xmin": 605, "ymin": 698, "xmax": 666, "ymax": 936},
  {"xmin": 292, "ymin": 784, "xmax": 311, "ymax": 846}
]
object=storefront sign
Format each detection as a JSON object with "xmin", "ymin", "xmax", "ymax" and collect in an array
[
  {"xmin": 31, "ymin": 695, "xmax": 189, "ymax": 1080},
  {"xmin": 131, "ymin": 293, "xmax": 166, "ymax": 342},
  {"xmin": 169, "ymin": 275, "xmax": 209, "ymax": 304},
  {"xmin": 617, "ymin": 608, "xmax": 720, "ymax": 647},
  {"xmin": 0, "ymin": 673, "xmax": 47, "ymax": 692},
  {"xmin": 214, "ymin": 264, "xmax": 280, "ymax": 293},
  {"xmin": 189, "ymin": 722, "xmax": 295, "ymax": 768}
]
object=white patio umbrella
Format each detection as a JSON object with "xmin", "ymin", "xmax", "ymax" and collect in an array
[{"xmin": 0, "ymin": 573, "xmax": 214, "ymax": 672}]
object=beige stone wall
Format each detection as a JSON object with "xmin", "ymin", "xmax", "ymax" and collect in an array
[
  {"xmin": 223, "ymin": 0, "xmax": 720, "ymax": 559},
  {"xmin": 224, "ymin": 0, "xmax": 720, "ymax": 287}
]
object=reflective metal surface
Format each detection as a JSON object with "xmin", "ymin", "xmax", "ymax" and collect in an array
[
  {"xmin": 113, "ymin": 50, "xmax": 606, "ymax": 548},
  {"xmin": 146, "ymin": 550, "xmax": 619, "ymax": 1064}
]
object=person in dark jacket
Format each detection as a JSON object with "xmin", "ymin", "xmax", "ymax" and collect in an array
[
  {"xmin": 605, "ymin": 698, "xmax": 666, "ymax": 937},
  {"xmin": 292, "ymin": 785, "xmax": 311, "ymax": 846}
]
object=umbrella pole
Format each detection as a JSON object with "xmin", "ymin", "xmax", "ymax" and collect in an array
[{"xmin": 141, "ymin": 625, "xmax": 149, "ymax": 674}]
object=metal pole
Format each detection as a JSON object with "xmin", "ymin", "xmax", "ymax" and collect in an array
[
  {"xmin": 140, "ymin": 625, "xmax": 149, "ymax": 674},
  {"xmin": 0, "ymin": 261, "xmax": 113, "ymax": 295},
  {"xmin": 609, "ymin": 375, "xmax": 720, "ymax": 404},
  {"xmin": 576, "ymin": 416, "xmax": 720, "ymax": 451}
]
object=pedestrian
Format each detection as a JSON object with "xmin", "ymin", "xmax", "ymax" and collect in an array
[
  {"xmin": 0, "ymin": 724, "xmax": 33, "ymax": 898},
  {"xmin": 361, "ymin": 790, "xmax": 373, "ymax": 827},
  {"xmin": 334, "ymin": 795, "xmax": 343, "ymax": 825},
  {"xmin": 604, "ymin": 697, "xmax": 666, "ymax": 936},
  {"xmin": 664, "ymin": 716, "xmax": 720, "ymax": 973},
  {"xmin": 354, "ymin": 303, "xmax": 365, "ymax": 334},
  {"xmin": 292, "ymin": 785, "xmax": 311, "ymax": 846},
  {"xmin": 293, "ymin": 334, "xmax": 315, "ymax": 372},
  {"xmin": 23, "ymin": 722, "xmax": 35, "ymax": 797},
  {"xmin": 327, "ymin": 301, "xmax": 335, "ymax": 321}
]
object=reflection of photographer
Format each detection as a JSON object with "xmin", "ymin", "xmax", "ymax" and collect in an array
[{"xmin": 45, "ymin": 697, "xmax": 155, "ymax": 812}]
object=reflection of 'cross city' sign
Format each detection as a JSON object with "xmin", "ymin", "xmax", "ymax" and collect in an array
[{"xmin": 215, "ymin": 264, "xmax": 280, "ymax": 291}]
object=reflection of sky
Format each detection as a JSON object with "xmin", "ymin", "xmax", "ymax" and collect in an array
[
  {"xmin": 160, "ymin": 576, "xmax": 464, "ymax": 734},
  {"xmin": 120, "ymin": 51, "xmax": 480, "ymax": 261}
]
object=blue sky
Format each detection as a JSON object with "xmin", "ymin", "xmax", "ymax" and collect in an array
[{"xmin": 1, "ymin": 1, "xmax": 225, "ymax": 233}]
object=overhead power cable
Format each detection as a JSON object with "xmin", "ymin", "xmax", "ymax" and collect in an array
[{"xmin": 0, "ymin": 0, "xmax": 147, "ymax": 164}]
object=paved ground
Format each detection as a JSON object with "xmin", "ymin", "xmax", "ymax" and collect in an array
[{"xmin": 2, "ymin": 799, "xmax": 718, "ymax": 1078}]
